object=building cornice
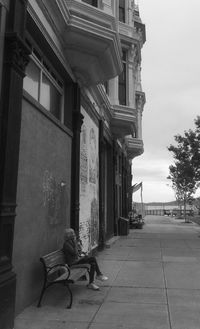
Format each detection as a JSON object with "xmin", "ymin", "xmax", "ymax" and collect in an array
[
  {"xmin": 111, "ymin": 104, "xmax": 137, "ymax": 139},
  {"xmin": 64, "ymin": 0, "xmax": 123, "ymax": 85},
  {"xmin": 81, "ymin": 89, "xmax": 101, "ymax": 127},
  {"xmin": 28, "ymin": 0, "xmax": 123, "ymax": 86},
  {"xmin": 125, "ymin": 136, "xmax": 144, "ymax": 159}
]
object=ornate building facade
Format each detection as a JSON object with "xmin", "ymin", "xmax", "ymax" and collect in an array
[{"xmin": 0, "ymin": 0, "xmax": 145, "ymax": 327}]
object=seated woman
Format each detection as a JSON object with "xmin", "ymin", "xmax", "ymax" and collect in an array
[{"xmin": 62, "ymin": 228, "xmax": 108, "ymax": 290}]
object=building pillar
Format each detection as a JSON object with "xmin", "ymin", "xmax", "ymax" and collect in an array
[
  {"xmin": 0, "ymin": 1, "xmax": 8, "ymax": 95},
  {"xmin": 71, "ymin": 84, "xmax": 84, "ymax": 236},
  {"xmin": 127, "ymin": 160, "xmax": 132, "ymax": 212},
  {"xmin": 0, "ymin": 1, "xmax": 30, "ymax": 328},
  {"xmin": 113, "ymin": 142, "xmax": 121, "ymax": 235},
  {"xmin": 122, "ymin": 155, "xmax": 129, "ymax": 218},
  {"xmin": 136, "ymin": 92, "xmax": 144, "ymax": 139},
  {"xmin": 98, "ymin": 120, "xmax": 106, "ymax": 249},
  {"xmin": 128, "ymin": 0, "xmax": 134, "ymax": 26}
]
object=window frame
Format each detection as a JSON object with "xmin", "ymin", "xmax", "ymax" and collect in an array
[
  {"xmin": 118, "ymin": 49, "xmax": 127, "ymax": 106},
  {"xmin": 119, "ymin": 0, "xmax": 126, "ymax": 23},
  {"xmin": 23, "ymin": 45, "xmax": 64, "ymax": 123}
]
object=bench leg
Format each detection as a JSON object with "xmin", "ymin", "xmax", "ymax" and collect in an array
[
  {"xmin": 37, "ymin": 283, "xmax": 46, "ymax": 307},
  {"xmin": 65, "ymin": 284, "xmax": 73, "ymax": 309}
]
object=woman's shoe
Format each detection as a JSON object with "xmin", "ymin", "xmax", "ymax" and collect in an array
[
  {"xmin": 87, "ymin": 282, "xmax": 100, "ymax": 290},
  {"xmin": 96, "ymin": 274, "xmax": 108, "ymax": 281}
]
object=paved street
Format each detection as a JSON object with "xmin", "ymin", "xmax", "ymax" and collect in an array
[{"xmin": 15, "ymin": 215, "xmax": 200, "ymax": 329}]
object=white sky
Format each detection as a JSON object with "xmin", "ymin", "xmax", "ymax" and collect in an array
[{"xmin": 132, "ymin": 0, "xmax": 200, "ymax": 203}]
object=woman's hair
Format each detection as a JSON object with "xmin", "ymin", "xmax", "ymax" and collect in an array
[{"xmin": 64, "ymin": 228, "xmax": 76, "ymax": 240}]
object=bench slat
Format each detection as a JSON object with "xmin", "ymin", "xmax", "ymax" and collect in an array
[{"xmin": 42, "ymin": 250, "xmax": 65, "ymax": 268}]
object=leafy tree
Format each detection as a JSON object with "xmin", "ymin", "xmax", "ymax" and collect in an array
[
  {"xmin": 167, "ymin": 116, "xmax": 200, "ymax": 222},
  {"xmin": 194, "ymin": 197, "xmax": 200, "ymax": 215}
]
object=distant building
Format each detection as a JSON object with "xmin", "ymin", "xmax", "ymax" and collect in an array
[
  {"xmin": 145, "ymin": 204, "xmax": 196, "ymax": 216},
  {"xmin": 0, "ymin": 0, "xmax": 146, "ymax": 326}
]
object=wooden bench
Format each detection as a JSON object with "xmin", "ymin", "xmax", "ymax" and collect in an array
[{"xmin": 37, "ymin": 249, "xmax": 90, "ymax": 309}]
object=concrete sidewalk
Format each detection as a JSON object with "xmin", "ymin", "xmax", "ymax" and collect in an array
[{"xmin": 15, "ymin": 215, "xmax": 200, "ymax": 329}]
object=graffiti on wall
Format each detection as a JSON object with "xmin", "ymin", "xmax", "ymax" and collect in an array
[
  {"xmin": 80, "ymin": 125, "xmax": 88, "ymax": 194},
  {"xmin": 79, "ymin": 109, "xmax": 99, "ymax": 252},
  {"xmin": 90, "ymin": 197, "xmax": 99, "ymax": 246},
  {"xmin": 79, "ymin": 219, "xmax": 91, "ymax": 253},
  {"xmin": 89, "ymin": 128, "xmax": 97, "ymax": 184},
  {"xmin": 42, "ymin": 170, "xmax": 67, "ymax": 225}
]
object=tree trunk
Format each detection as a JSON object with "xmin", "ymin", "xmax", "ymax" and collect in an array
[{"xmin": 184, "ymin": 196, "xmax": 188, "ymax": 223}]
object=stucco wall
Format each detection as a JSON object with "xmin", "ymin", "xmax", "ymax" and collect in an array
[
  {"xmin": 79, "ymin": 107, "xmax": 99, "ymax": 253},
  {"xmin": 13, "ymin": 98, "xmax": 72, "ymax": 314}
]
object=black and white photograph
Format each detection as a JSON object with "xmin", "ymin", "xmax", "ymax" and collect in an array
[{"xmin": 0, "ymin": 1, "xmax": 200, "ymax": 328}]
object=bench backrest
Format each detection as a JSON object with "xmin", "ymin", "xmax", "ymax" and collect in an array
[{"xmin": 41, "ymin": 250, "xmax": 65, "ymax": 269}]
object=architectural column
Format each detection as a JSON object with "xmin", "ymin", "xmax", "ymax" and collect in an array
[
  {"xmin": 98, "ymin": 120, "xmax": 106, "ymax": 249},
  {"xmin": 0, "ymin": 1, "xmax": 30, "ymax": 328},
  {"xmin": 128, "ymin": 0, "xmax": 134, "ymax": 26},
  {"xmin": 122, "ymin": 154, "xmax": 129, "ymax": 217},
  {"xmin": 128, "ymin": 56, "xmax": 134, "ymax": 107},
  {"xmin": 128, "ymin": 159, "xmax": 132, "ymax": 212},
  {"xmin": 71, "ymin": 84, "xmax": 84, "ymax": 236},
  {"xmin": 136, "ymin": 92, "xmax": 145, "ymax": 139},
  {"xmin": 121, "ymin": 154, "xmax": 125, "ymax": 216},
  {"xmin": 0, "ymin": 1, "xmax": 8, "ymax": 95},
  {"xmin": 113, "ymin": 141, "xmax": 120, "ymax": 234},
  {"xmin": 112, "ymin": 142, "xmax": 118, "ymax": 235},
  {"xmin": 130, "ymin": 45, "xmax": 139, "ymax": 108},
  {"xmin": 137, "ymin": 108, "xmax": 142, "ymax": 139}
]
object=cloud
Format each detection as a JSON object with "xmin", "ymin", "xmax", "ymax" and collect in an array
[{"xmin": 132, "ymin": 0, "xmax": 200, "ymax": 202}]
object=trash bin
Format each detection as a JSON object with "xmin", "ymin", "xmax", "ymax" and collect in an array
[{"xmin": 118, "ymin": 217, "xmax": 129, "ymax": 236}]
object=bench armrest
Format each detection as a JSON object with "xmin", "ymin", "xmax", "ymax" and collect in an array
[
  {"xmin": 70, "ymin": 263, "xmax": 90, "ymax": 271},
  {"xmin": 47, "ymin": 264, "xmax": 71, "ymax": 280}
]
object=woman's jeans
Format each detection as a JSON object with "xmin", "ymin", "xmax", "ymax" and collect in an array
[{"xmin": 74, "ymin": 256, "xmax": 102, "ymax": 283}]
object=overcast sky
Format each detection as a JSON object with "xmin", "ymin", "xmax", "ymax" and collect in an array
[{"xmin": 132, "ymin": 0, "xmax": 200, "ymax": 203}]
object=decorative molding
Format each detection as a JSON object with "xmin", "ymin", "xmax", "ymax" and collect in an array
[
  {"xmin": 90, "ymin": 84, "xmax": 112, "ymax": 121},
  {"xmin": 135, "ymin": 90, "xmax": 146, "ymax": 112},
  {"xmin": 4, "ymin": 33, "xmax": 30, "ymax": 76},
  {"xmin": 28, "ymin": 0, "xmax": 122, "ymax": 85},
  {"xmin": 0, "ymin": 0, "xmax": 9, "ymax": 10},
  {"xmin": 119, "ymin": 21, "xmax": 139, "ymax": 42},
  {"xmin": 63, "ymin": 0, "xmax": 122, "ymax": 85},
  {"xmin": 125, "ymin": 136, "xmax": 144, "ymax": 159},
  {"xmin": 67, "ymin": 0, "xmax": 117, "ymax": 30},
  {"xmin": 81, "ymin": 89, "xmax": 101, "ymax": 126}
]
